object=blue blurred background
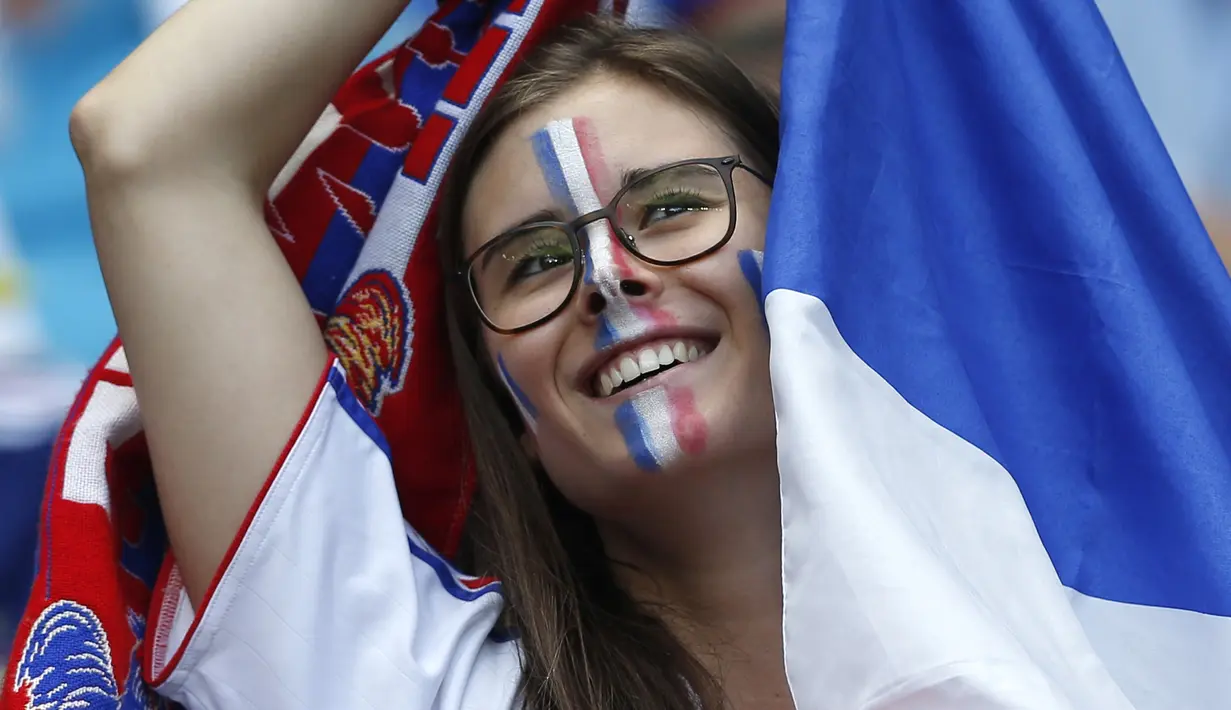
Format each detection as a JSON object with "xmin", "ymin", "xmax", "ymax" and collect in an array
[
  {"xmin": 0, "ymin": 0, "xmax": 435, "ymax": 365},
  {"xmin": 1, "ymin": 0, "xmax": 1229, "ymax": 663}
]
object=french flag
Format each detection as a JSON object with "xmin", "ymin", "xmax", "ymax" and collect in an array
[{"xmin": 767, "ymin": 1, "xmax": 1231, "ymax": 708}]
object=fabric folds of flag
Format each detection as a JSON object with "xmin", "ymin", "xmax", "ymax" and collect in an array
[{"xmin": 766, "ymin": 0, "xmax": 1231, "ymax": 708}]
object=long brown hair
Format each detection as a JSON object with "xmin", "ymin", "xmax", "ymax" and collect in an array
[{"xmin": 436, "ymin": 16, "xmax": 780, "ymax": 710}]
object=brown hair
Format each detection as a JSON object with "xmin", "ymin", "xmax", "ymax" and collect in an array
[{"xmin": 436, "ymin": 16, "xmax": 779, "ymax": 710}]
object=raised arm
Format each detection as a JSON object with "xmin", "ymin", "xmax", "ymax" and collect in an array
[{"xmin": 70, "ymin": 0, "xmax": 409, "ymax": 606}]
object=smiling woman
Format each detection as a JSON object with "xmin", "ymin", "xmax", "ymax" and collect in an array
[
  {"xmin": 64, "ymin": 0, "xmax": 786, "ymax": 706},
  {"xmin": 435, "ymin": 21, "xmax": 784, "ymax": 707}
]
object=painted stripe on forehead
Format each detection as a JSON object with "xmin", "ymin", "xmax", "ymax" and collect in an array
[
  {"xmin": 538, "ymin": 119, "xmax": 604, "ymax": 214},
  {"xmin": 573, "ymin": 117, "xmax": 616, "ymax": 204},
  {"xmin": 535, "ymin": 118, "xmax": 650, "ymax": 348},
  {"xmin": 535, "ymin": 120, "xmax": 630, "ymax": 282},
  {"xmin": 531, "ymin": 128, "xmax": 578, "ymax": 215},
  {"xmin": 573, "ymin": 117, "xmax": 639, "ymax": 279}
]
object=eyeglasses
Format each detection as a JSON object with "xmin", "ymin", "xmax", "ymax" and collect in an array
[{"xmin": 462, "ymin": 155, "xmax": 769, "ymax": 334}]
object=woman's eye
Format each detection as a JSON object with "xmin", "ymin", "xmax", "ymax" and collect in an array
[
  {"xmin": 640, "ymin": 196, "xmax": 709, "ymax": 228},
  {"xmin": 510, "ymin": 250, "xmax": 572, "ymax": 283}
]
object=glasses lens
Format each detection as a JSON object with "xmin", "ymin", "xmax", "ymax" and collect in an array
[
  {"xmin": 615, "ymin": 162, "xmax": 733, "ymax": 263},
  {"xmin": 470, "ymin": 224, "xmax": 577, "ymax": 331}
]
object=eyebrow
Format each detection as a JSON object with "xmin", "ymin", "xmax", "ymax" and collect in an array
[
  {"xmin": 498, "ymin": 209, "xmax": 559, "ymax": 236},
  {"xmin": 620, "ymin": 163, "xmax": 670, "ymax": 190},
  {"xmin": 620, "ymin": 162, "xmax": 716, "ymax": 190}
]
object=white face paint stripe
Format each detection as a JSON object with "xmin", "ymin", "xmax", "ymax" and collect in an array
[
  {"xmin": 539, "ymin": 118, "xmax": 649, "ymax": 346},
  {"xmin": 543, "ymin": 121, "xmax": 604, "ymax": 214},
  {"xmin": 544, "ymin": 121, "xmax": 622, "ymax": 288},
  {"xmin": 632, "ymin": 386, "xmax": 683, "ymax": 468}
]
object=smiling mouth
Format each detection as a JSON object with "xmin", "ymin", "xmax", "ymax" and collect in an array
[{"xmin": 593, "ymin": 339, "xmax": 714, "ymax": 398}]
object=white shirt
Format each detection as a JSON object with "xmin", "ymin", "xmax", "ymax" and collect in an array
[{"xmin": 147, "ymin": 359, "xmax": 523, "ymax": 710}]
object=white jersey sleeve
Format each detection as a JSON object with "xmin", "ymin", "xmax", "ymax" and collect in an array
[{"xmin": 143, "ymin": 359, "xmax": 523, "ymax": 710}]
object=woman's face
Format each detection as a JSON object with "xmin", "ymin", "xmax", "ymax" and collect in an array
[{"xmin": 462, "ymin": 75, "xmax": 775, "ymax": 516}]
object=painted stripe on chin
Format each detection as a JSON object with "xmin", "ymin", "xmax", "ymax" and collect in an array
[
  {"xmin": 616, "ymin": 397, "xmax": 661, "ymax": 472},
  {"xmin": 665, "ymin": 385, "xmax": 707, "ymax": 455},
  {"xmin": 614, "ymin": 385, "xmax": 697, "ymax": 472}
]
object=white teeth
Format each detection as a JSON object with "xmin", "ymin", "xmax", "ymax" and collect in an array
[
  {"xmin": 638, "ymin": 348, "xmax": 660, "ymax": 373},
  {"xmin": 596, "ymin": 340, "xmax": 711, "ymax": 397},
  {"xmin": 619, "ymin": 357, "xmax": 640, "ymax": 383}
]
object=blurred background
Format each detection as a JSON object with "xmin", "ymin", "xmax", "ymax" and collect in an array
[{"xmin": 1, "ymin": 0, "xmax": 1229, "ymax": 656}]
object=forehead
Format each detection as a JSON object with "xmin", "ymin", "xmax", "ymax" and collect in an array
[{"xmin": 462, "ymin": 77, "xmax": 737, "ymax": 252}]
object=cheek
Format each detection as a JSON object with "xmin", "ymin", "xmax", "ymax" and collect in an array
[
  {"xmin": 737, "ymin": 249, "xmax": 765, "ymax": 310},
  {"xmin": 486, "ymin": 329, "xmax": 559, "ymax": 432},
  {"xmin": 496, "ymin": 353, "xmax": 539, "ymax": 430}
]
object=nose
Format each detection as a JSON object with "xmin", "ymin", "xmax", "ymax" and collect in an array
[
  {"xmin": 582, "ymin": 277, "xmax": 654, "ymax": 316},
  {"xmin": 574, "ymin": 218, "xmax": 664, "ymax": 321}
]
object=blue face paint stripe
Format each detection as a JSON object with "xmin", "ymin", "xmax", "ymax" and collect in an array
[
  {"xmin": 531, "ymin": 128, "xmax": 578, "ymax": 215},
  {"xmin": 739, "ymin": 249, "xmax": 767, "ymax": 320},
  {"xmin": 582, "ymin": 246, "xmax": 596, "ymax": 285},
  {"xmin": 498, "ymin": 355, "xmax": 538, "ymax": 420},
  {"xmin": 594, "ymin": 317, "xmax": 620, "ymax": 351},
  {"xmin": 738, "ymin": 249, "xmax": 764, "ymax": 299},
  {"xmin": 615, "ymin": 401, "xmax": 661, "ymax": 472}
]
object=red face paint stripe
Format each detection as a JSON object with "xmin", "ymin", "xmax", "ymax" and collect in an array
[
  {"xmin": 574, "ymin": 117, "xmax": 615, "ymax": 203},
  {"xmin": 666, "ymin": 386, "xmax": 708, "ymax": 455},
  {"xmin": 573, "ymin": 117, "xmax": 637, "ymax": 281},
  {"xmin": 632, "ymin": 306, "xmax": 677, "ymax": 328}
]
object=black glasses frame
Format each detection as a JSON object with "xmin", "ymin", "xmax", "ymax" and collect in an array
[{"xmin": 462, "ymin": 155, "xmax": 769, "ymax": 335}]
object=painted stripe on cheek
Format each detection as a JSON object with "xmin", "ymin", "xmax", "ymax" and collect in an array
[
  {"xmin": 497, "ymin": 354, "xmax": 538, "ymax": 426},
  {"xmin": 665, "ymin": 386, "xmax": 708, "ymax": 455},
  {"xmin": 739, "ymin": 249, "xmax": 766, "ymax": 320},
  {"xmin": 738, "ymin": 249, "xmax": 764, "ymax": 299}
]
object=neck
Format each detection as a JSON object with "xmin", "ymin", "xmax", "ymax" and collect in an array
[{"xmin": 596, "ymin": 451, "xmax": 793, "ymax": 709}]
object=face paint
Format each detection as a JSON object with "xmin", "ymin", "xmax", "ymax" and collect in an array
[
  {"xmin": 497, "ymin": 354, "xmax": 538, "ymax": 431},
  {"xmin": 614, "ymin": 385, "xmax": 709, "ymax": 472},
  {"xmin": 531, "ymin": 118, "xmax": 674, "ymax": 351},
  {"xmin": 738, "ymin": 249, "xmax": 766, "ymax": 320}
]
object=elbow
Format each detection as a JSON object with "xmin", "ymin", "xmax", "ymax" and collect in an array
[
  {"xmin": 69, "ymin": 86, "xmax": 195, "ymax": 181},
  {"xmin": 70, "ymin": 88, "xmax": 151, "ymax": 179}
]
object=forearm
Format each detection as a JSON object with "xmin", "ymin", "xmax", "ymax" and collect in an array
[
  {"xmin": 73, "ymin": 0, "xmax": 409, "ymax": 188},
  {"xmin": 63, "ymin": 0, "xmax": 408, "ymax": 604}
]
